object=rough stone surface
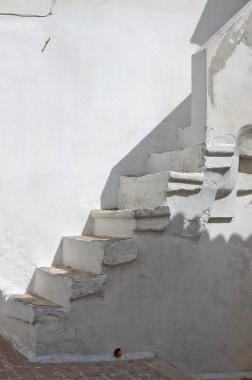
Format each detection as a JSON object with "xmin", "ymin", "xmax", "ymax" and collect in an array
[
  {"xmin": 63, "ymin": 236, "xmax": 137, "ymax": 274},
  {"xmin": 147, "ymin": 144, "xmax": 205, "ymax": 174},
  {"xmin": 91, "ymin": 207, "xmax": 170, "ymax": 237},
  {"xmin": 33, "ymin": 267, "xmax": 107, "ymax": 307},
  {"xmin": 3, "ymin": 294, "xmax": 65, "ymax": 324},
  {"xmin": 119, "ymin": 171, "xmax": 204, "ymax": 209}
]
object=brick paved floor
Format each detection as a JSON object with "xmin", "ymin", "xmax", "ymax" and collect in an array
[{"xmin": 0, "ymin": 337, "xmax": 194, "ymax": 380}]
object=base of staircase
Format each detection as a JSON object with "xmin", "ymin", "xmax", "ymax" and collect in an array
[{"xmin": 25, "ymin": 351, "xmax": 155, "ymax": 363}]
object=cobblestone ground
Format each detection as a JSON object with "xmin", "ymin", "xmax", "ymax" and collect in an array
[{"xmin": 0, "ymin": 337, "xmax": 190, "ymax": 380}]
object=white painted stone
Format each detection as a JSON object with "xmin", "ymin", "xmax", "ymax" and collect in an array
[
  {"xmin": 0, "ymin": 0, "xmax": 52, "ymax": 16},
  {"xmin": 63, "ymin": 236, "xmax": 137, "ymax": 274},
  {"xmin": 210, "ymin": 188, "xmax": 237, "ymax": 220},
  {"xmin": 147, "ymin": 144, "xmax": 205, "ymax": 174},
  {"xmin": 119, "ymin": 172, "xmax": 170, "ymax": 209},
  {"xmin": 0, "ymin": 0, "xmax": 206, "ymax": 293},
  {"xmin": 237, "ymin": 172, "xmax": 252, "ymax": 193},
  {"xmin": 167, "ymin": 182, "xmax": 202, "ymax": 194},
  {"xmin": 3, "ymin": 294, "xmax": 65, "ymax": 324},
  {"xmin": 192, "ymin": 1, "xmax": 252, "ymax": 144},
  {"xmin": 205, "ymin": 156, "xmax": 235, "ymax": 170},
  {"xmin": 33, "ymin": 267, "xmax": 107, "ymax": 308},
  {"xmin": 206, "ymin": 144, "xmax": 235, "ymax": 155},
  {"xmin": 91, "ymin": 207, "xmax": 170, "ymax": 238},
  {"xmin": 1, "ymin": 0, "xmax": 252, "ymax": 376},
  {"xmin": 169, "ymin": 171, "xmax": 204, "ymax": 184},
  {"xmin": 119, "ymin": 171, "xmax": 204, "ymax": 209},
  {"xmin": 169, "ymin": 182, "xmax": 218, "ymax": 238}
]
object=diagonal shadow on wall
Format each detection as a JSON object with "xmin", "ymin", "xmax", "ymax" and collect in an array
[
  {"xmin": 100, "ymin": 0, "xmax": 250, "ymax": 210},
  {"xmin": 100, "ymin": 95, "xmax": 191, "ymax": 210},
  {"xmin": 191, "ymin": 0, "xmax": 250, "ymax": 46}
]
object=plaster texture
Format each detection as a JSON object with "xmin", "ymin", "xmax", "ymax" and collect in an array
[
  {"xmin": 3, "ymin": 294, "xmax": 66, "ymax": 324},
  {"xmin": 192, "ymin": 1, "xmax": 252, "ymax": 145},
  {"xmin": 1, "ymin": 195, "xmax": 252, "ymax": 375},
  {"xmin": 0, "ymin": 0, "xmax": 209, "ymax": 293},
  {"xmin": 63, "ymin": 236, "xmax": 137, "ymax": 273},
  {"xmin": 91, "ymin": 207, "xmax": 171, "ymax": 237},
  {"xmin": 33, "ymin": 267, "xmax": 107, "ymax": 308},
  {"xmin": 1, "ymin": 0, "xmax": 252, "ymax": 378},
  {"xmin": 0, "ymin": 0, "xmax": 53, "ymax": 16}
]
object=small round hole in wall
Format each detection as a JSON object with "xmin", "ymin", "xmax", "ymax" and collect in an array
[{"xmin": 114, "ymin": 347, "xmax": 123, "ymax": 358}]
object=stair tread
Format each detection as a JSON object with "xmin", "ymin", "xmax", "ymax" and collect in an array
[
  {"xmin": 39, "ymin": 266, "xmax": 106, "ymax": 280},
  {"xmin": 8, "ymin": 293, "xmax": 62, "ymax": 308},
  {"xmin": 91, "ymin": 206, "xmax": 170, "ymax": 219},
  {"xmin": 206, "ymin": 143, "xmax": 235, "ymax": 155},
  {"xmin": 121, "ymin": 171, "xmax": 204, "ymax": 184},
  {"xmin": 64, "ymin": 235, "xmax": 132, "ymax": 241}
]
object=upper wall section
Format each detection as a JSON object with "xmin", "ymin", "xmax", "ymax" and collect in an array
[
  {"xmin": 192, "ymin": 0, "xmax": 252, "ymax": 146},
  {"xmin": 0, "ymin": 0, "xmax": 53, "ymax": 16}
]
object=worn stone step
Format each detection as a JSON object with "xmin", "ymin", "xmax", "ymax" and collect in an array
[
  {"xmin": 3, "ymin": 293, "xmax": 65, "ymax": 324},
  {"xmin": 90, "ymin": 206, "xmax": 170, "ymax": 238},
  {"xmin": 205, "ymin": 144, "xmax": 235, "ymax": 170},
  {"xmin": 63, "ymin": 236, "xmax": 137, "ymax": 274},
  {"xmin": 206, "ymin": 143, "xmax": 235, "ymax": 155},
  {"xmin": 119, "ymin": 171, "xmax": 204, "ymax": 209},
  {"xmin": 236, "ymin": 172, "xmax": 252, "ymax": 194},
  {"xmin": 33, "ymin": 267, "xmax": 107, "ymax": 308},
  {"xmin": 146, "ymin": 144, "xmax": 205, "ymax": 174}
]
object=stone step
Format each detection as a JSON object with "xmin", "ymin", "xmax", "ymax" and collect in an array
[
  {"xmin": 237, "ymin": 172, "xmax": 252, "ymax": 194},
  {"xmin": 91, "ymin": 206, "xmax": 170, "ymax": 238},
  {"xmin": 33, "ymin": 267, "xmax": 107, "ymax": 308},
  {"xmin": 119, "ymin": 171, "xmax": 204, "ymax": 209},
  {"xmin": 63, "ymin": 236, "xmax": 137, "ymax": 274},
  {"xmin": 205, "ymin": 144, "xmax": 235, "ymax": 170},
  {"xmin": 3, "ymin": 293, "xmax": 65, "ymax": 324},
  {"xmin": 146, "ymin": 144, "xmax": 205, "ymax": 174}
]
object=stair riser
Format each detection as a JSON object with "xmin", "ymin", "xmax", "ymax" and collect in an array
[
  {"xmin": 119, "ymin": 178, "xmax": 167, "ymax": 209},
  {"xmin": 3, "ymin": 299, "xmax": 64, "ymax": 324},
  {"xmin": 119, "ymin": 185, "xmax": 202, "ymax": 210},
  {"xmin": 93, "ymin": 218, "xmax": 136, "ymax": 238},
  {"xmin": 63, "ymin": 238, "xmax": 137, "ymax": 273},
  {"xmin": 92, "ymin": 216, "xmax": 170, "ymax": 237},
  {"xmin": 147, "ymin": 144, "xmax": 205, "ymax": 174},
  {"xmin": 34, "ymin": 270, "xmax": 72, "ymax": 308},
  {"xmin": 0, "ymin": 315, "xmax": 37, "ymax": 357},
  {"xmin": 119, "ymin": 170, "xmax": 204, "ymax": 209},
  {"xmin": 63, "ymin": 238, "xmax": 105, "ymax": 274},
  {"xmin": 4, "ymin": 300, "xmax": 36, "ymax": 324},
  {"xmin": 33, "ymin": 269, "xmax": 107, "ymax": 308},
  {"xmin": 0, "ymin": 314, "xmax": 67, "ymax": 360}
]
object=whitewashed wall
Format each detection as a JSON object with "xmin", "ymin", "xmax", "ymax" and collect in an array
[{"xmin": 0, "ymin": 0, "xmax": 248, "ymax": 293}]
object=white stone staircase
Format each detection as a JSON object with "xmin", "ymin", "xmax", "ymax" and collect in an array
[
  {"xmin": 1, "ymin": 136, "xmax": 239, "ymax": 359},
  {"xmin": 0, "ymin": 136, "xmax": 243, "ymax": 358},
  {"xmin": 3, "ymin": 234, "xmax": 138, "ymax": 319},
  {"xmin": 2, "ymin": 0, "xmax": 252, "ymax": 364}
]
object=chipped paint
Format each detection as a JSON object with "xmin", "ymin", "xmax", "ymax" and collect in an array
[{"xmin": 208, "ymin": 11, "xmax": 252, "ymax": 105}]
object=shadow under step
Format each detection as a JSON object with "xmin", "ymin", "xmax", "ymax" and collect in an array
[
  {"xmin": 3, "ymin": 293, "xmax": 65, "ymax": 324},
  {"xmin": 63, "ymin": 236, "xmax": 137, "ymax": 274},
  {"xmin": 33, "ymin": 266, "xmax": 107, "ymax": 308}
]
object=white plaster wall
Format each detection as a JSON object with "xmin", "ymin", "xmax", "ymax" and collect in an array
[
  {"xmin": 0, "ymin": 1, "xmax": 252, "ymax": 374},
  {"xmin": 192, "ymin": 0, "xmax": 252, "ymax": 145},
  {"xmin": 0, "ymin": 0, "xmax": 210, "ymax": 292},
  {"xmin": 1, "ymin": 195, "xmax": 250, "ymax": 375}
]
